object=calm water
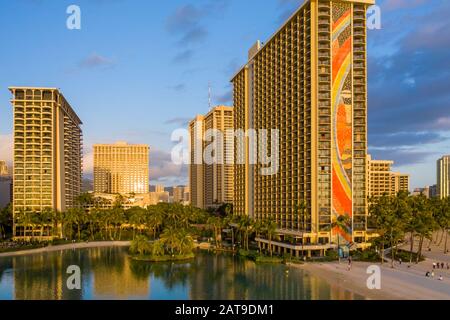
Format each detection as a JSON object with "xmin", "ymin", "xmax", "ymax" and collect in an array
[{"xmin": 0, "ymin": 247, "xmax": 364, "ymax": 300}]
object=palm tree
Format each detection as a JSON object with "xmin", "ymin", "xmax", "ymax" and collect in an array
[
  {"xmin": 207, "ymin": 216, "xmax": 223, "ymax": 248},
  {"xmin": 331, "ymin": 214, "xmax": 351, "ymax": 263},
  {"xmin": 265, "ymin": 219, "xmax": 278, "ymax": 257},
  {"xmin": 0, "ymin": 205, "xmax": 12, "ymax": 240},
  {"xmin": 413, "ymin": 196, "xmax": 436, "ymax": 263},
  {"xmin": 160, "ymin": 227, "xmax": 181, "ymax": 256},
  {"xmin": 130, "ymin": 235, "xmax": 151, "ymax": 256}
]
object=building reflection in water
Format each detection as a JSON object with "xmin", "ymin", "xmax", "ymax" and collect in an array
[
  {"xmin": 188, "ymin": 252, "xmax": 360, "ymax": 300},
  {"xmin": 90, "ymin": 247, "xmax": 149, "ymax": 299},
  {"xmin": 11, "ymin": 247, "xmax": 149, "ymax": 300}
]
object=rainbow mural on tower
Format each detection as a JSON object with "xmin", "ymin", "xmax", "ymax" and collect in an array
[{"xmin": 331, "ymin": 3, "xmax": 353, "ymax": 244}]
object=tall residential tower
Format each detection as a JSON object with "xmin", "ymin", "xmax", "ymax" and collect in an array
[
  {"xmin": 232, "ymin": 0, "xmax": 375, "ymax": 255},
  {"xmin": 9, "ymin": 87, "xmax": 83, "ymax": 240},
  {"xmin": 189, "ymin": 106, "xmax": 234, "ymax": 209},
  {"xmin": 437, "ymin": 155, "xmax": 450, "ymax": 199}
]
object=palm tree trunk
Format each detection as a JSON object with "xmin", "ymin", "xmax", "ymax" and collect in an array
[
  {"xmin": 438, "ymin": 229, "xmax": 445, "ymax": 246},
  {"xmin": 337, "ymin": 235, "xmax": 341, "ymax": 264},
  {"xmin": 381, "ymin": 240, "xmax": 385, "ymax": 265},
  {"xmin": 390, "ymin": 231, "xmax": 395, "ymax": 268},
  {"xmin": 444, "ymin": 229, "xmax": 448, "ymax": 254},
  {"xmin": 417, "ymin": 235, "xmax": 424, "ymax": 264},
  {"xmin": 409, "ymin": 232, "xmax": 414, "ymax": 263},
  {"xmin": 231, "ymin": 228, "xmax": 235, "ymax": 248}
]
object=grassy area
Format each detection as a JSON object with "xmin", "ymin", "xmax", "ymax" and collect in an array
[
  {"xmin": 130, "ymin": 252, "xmax": 195, "ymax": 262},
  {"xmin": 237, "ymin": 249, "xmax": 285, "ymax": 264},
  {"xmin": 351, "ymin": 249, "xmax": 382, "ymax": 262},
  {"xmin": 388, "ymin": 249, "xmax": 425, "ymax": 263}
]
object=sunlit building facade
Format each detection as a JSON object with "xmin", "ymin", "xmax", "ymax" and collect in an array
[
  {"xmin": 9, "ymin": 87, "xmax": 83, "ymax": 240},
  {"xmin": 232, "ymin": 0, "xmax": 375, "ymax": 254},
  {"xmin": 367, "ymin": 155, "xmax": 410, "ymax": 199},
  {"xmin": 437, "ymin": 155, "xmax": 450, "ymax": 199},
  {"xmin": 93, "ymin": 142, "xmax": 149, "ymax": 195}
]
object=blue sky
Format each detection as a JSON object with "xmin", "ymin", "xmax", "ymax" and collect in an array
[{"xmin": 0, "ymin": 0, "xmax": 449, "ymax": 188}]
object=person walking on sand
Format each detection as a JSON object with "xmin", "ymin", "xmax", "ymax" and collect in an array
[
  {"xmin": 441, "ymin": 262, "xmax": 444, "ymax": 269},
  {"xmin": 439, "ymin": 275, "xmax": 443, "ymax": 281},
  {"xmin": 447, "ymin": 263, "xmax": 449, "ymax": 270},
  {"xmin": 433, "ymin": 262, "xmax": 436, "ymax": 269},
  {"xmin": 347, "ymin": 256, "xmax": 352, "ymax": 271}
]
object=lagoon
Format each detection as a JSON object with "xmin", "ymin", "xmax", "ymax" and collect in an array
[{"xmin": 0, "ymin": 246, "xmax": 364, "ymax": 300}]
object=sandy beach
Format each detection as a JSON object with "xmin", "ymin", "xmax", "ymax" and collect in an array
[
  {"xmin": 293, "ymin": 235, "xmax": 450, "ymax": 300},
  {"xmin": 0, "ymin": 241, "xmax": 130, "ymax": 258},
  {"xmin": 294, "ymin": 260, "xmax": 450, "ymax": 300}
]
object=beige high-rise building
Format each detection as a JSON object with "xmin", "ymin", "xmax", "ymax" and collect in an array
[
  {"xmin": 367, "ymin": 155, "xmax": 410, "ymax": 199},
  {"xmin": 391, "ymin": 173, "xmax": 410, "ymax": 194},
  {"xmin": 367, "ymin": 155, "xmax": 394, "ymax": 198},
  {"xmin": 9, "ymin": 87, "xmax": 83, "ymax": 240},
  {"xmin": 0, "ymin": 161, "xmax": 9, "ymax": 176},
  {"xmin": 232, "ymin": 0, "xmax": 374, "ymax": 253},
  {"xmin": 189, "ymin": 115, "xmax": 204, "ymax": 208},
  {"xmin": 437, "ymin": 155, "xmax": 450, "ymax": 199},
  {"xmin": 154, "ymin": 184, "xmax": 165, "ymax": 193},
  {"xmin": 189, "ymin": 106, "xmax": 234, "ymax": 209},
  {"xmin": 93, "ymin": 142, "xmax": 149, "ymax": 195}
]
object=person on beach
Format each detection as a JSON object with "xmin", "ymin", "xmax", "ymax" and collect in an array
[
  {"xmin": 439, "ymin": 275, "xmax": 443, "ymax": 281},
  {"xmin": 441, "ymin": 262, "xmax": 444, "ymax": 269},
  {"xmin": 433, "ymin": 262, "xmax": 436, "ymax": 269},
  {"xmin": 347, "ymin": 256, "xmax": 352, "ymax": 271},
  {"xmin": 431, "ymin": 271, "xmax": 435, "ymax": 278},
  {"xmin": 399, "ymin": 258, "xmax": 402, "ymax": 265},
  {"xmin": 447, "ymin": 263, "xmax": 449, "ymax": 270}
]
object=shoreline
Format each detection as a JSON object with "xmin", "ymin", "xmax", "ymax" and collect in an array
[
  {"xmin": 0, "ymin": 241, "xmax": 131, "ymax": 258},
  {"xmin": 292, "ymin": 260, "xmax": 450, "ymax": 300}
]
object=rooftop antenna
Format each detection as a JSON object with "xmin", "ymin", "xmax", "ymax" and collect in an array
[{"xmin": 208, "ymin": 81, "xmax": 212, "ymax": 110}]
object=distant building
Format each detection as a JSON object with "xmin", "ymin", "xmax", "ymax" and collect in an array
[
  {"xmin": 154, "ymin": 185, "xmax": 165, "ymax": 193},
  {"xmin": 0, "ymin": 161, "xmax": 9, "ymax": 176},
  {"xmin": 86, "ymin": 192, "xmax": 170, "ymax": 210},
  {"xmin": 0, "ymin": 176, "xmax": 12, "ymax": 208},
  {"xmin": 391, "ymin": 173, "xmax": 410, "ymax": 194},
  {"xmin": 94, "ymin": 142, "xmax": 149, "ymax": 195},
  {"xmin": 9, "ymin": 87, "xmax": 83, "ymax": 240},
  {"xmin": 189, "ymin": 106, "xmax": 234, "ymax": 209},
  {"xmin": 429, "ymin": 184, "xmax": 438, "ymax": 198},
  {"xmin": 437, "ymin": 155, "xmax": 450, "ymax": 199},
  {"xmin": 368, "ymin": 155, "xmax": 410, "ymax": 199},
  {"xmin": 173, "ymin": 185, "xmax": 190, "ymax": 205},
  {"xmin": 411, "ymin": 187, "xmax": 430, "ymax": 198}
]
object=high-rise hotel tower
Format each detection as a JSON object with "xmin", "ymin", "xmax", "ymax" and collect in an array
[
  {"xmin": 93, "ymin": 142, "xmax": 149, "ymax": 195},
  {"xmin": 9, "ymin": 87, "xmax": 83, "ymax": 240},
  {"xmin": 232, "ymin": 0, "xmax": 374, "ymax": 253}
]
